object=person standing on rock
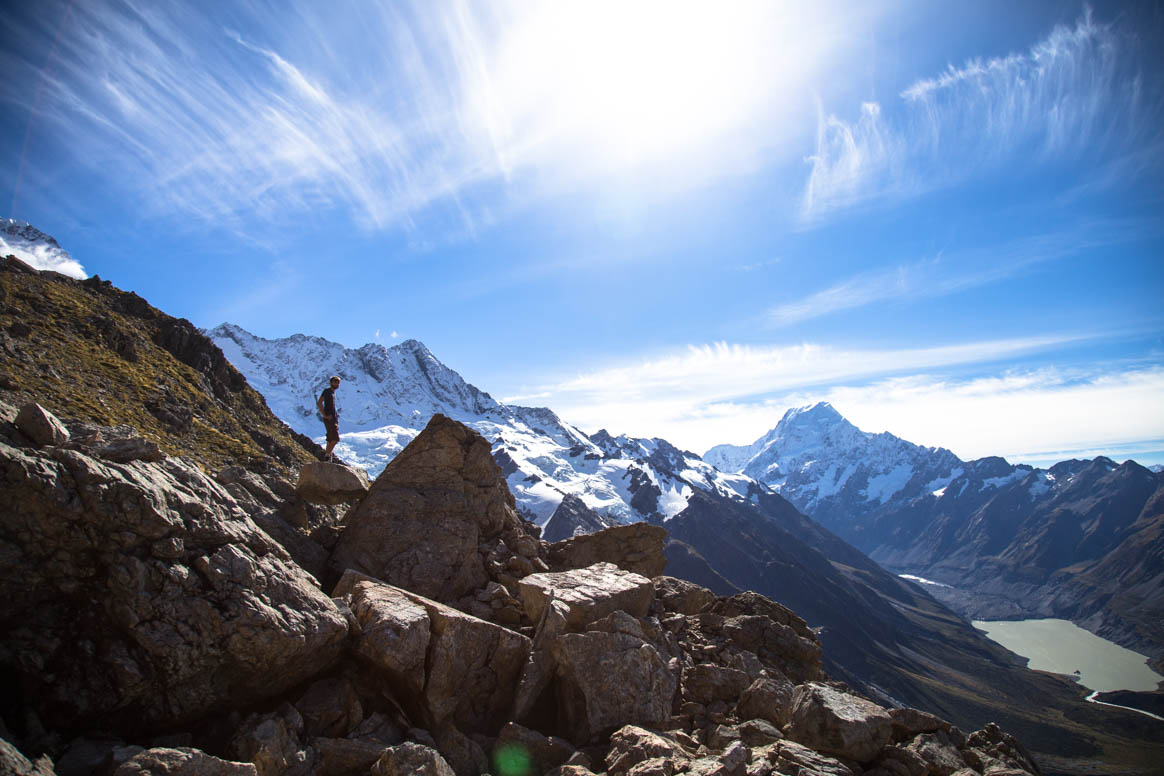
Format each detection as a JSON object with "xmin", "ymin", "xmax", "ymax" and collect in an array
[{"xmin": 316, "ymin": 375, "xmax": 341, "ymax": 461}]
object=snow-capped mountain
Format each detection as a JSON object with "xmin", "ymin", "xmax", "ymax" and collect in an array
[
  {"xmin": 0, "ymin": 219, "xmax": 87, "ymax": 279},
  {"xmin": 208, "ymin": 324, "xmax": 755, "ymax": 527},
  {"xmin": 705, "ymin": 402, "xmax": 964, "ymax": 529},
  {"xmin": 706, "ymin": 404, "xmax": 1164, "ymax": 667}
]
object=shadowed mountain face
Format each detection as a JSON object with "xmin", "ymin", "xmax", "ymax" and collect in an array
[
  {"xmin": 662, "ymin": 488, "xmax": 1164, "ymax": 774},
  {"xmin": 708, "ymin": 403, "xmax": 1164, "ymax": 671}
]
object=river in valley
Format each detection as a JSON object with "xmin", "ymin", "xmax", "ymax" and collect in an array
[{"xmin": 972, "ymin": 618, "xmax": 1163, "ymax": 693}]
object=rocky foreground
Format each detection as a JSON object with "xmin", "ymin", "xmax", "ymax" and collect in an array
[{"xmin": 0, "ymin": 405, "xmax": 1041, "ymax": 776}]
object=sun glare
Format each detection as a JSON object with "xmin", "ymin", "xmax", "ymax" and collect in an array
[{"xmin": 479, "ymin": 1, "xmax": 812, "ymax": 169}]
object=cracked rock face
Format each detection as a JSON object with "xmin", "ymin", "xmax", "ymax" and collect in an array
[
  {"xmin": 330, "ymin": 414, "xmax": 528, "ymax": 603},
  {"xmin": 0, "ymin": 440, "xmax": 349, "ymax": 732},
  {"xmin": 519, "ymin": 562, "xmax": 655, "ymax": 630}
]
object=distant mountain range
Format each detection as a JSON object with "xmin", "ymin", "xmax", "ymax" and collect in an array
[
  {"xmin": 710, "ymin": 403, "xmax": 1164, "ymax": 671},
  {"xmin": 207, "ymin": 324, "xmax": 755, "ymax": 528}
]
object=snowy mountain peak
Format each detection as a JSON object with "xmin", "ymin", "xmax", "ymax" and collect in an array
[
  {"xmin": 0, "ymin": 218, "xmax": 87, "ymax": 279},
  {"xmin": 781, "ymin": 401, "xmax": 844, "ymax": 426},
  {"xmin": 208, "ymin": 323, "xmax": 759, "ymax": 526}
]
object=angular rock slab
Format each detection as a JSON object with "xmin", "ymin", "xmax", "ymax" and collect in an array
[
  {"xmin": 0, "ymin": 441, "xmax": 349, "ymax": 731},
  {"xmin": 547, "ymin": 522, "xmax": 667, "ymax": 578},
  {"xmin": 416, "ymin": 590, "xmax": 532, "ymax": 733},
  {"xmin": 519, "ymin": 562, "xmax": 654, "ymax": 630},
  {"xmin": 15, "ymin": 402, "xmax": 69, "ymax": 446},
  {"xmin": 348, "ymin": 580, "xmax": 530, "ymax": 734},
  {"xmin": 785, "ymin": 682, "xmax": 893, "ymax": 763},
  {"xmin": 297, "ymin": 461, "xmax": 370, "ymax": 504},
  {"xmin": 330, "ymin": 415, "xmax": 526, "ymax": 602},
  {"xmin": 371, "ymin": 743, "xmax": 455, "ymax": 776},
  {"xmin": 350, "ymin": 581, "xmax": 431, "ymax": 698},
  {"xmin": 552, "ymin": 631, "xmax": 677, "ymax": 744}
]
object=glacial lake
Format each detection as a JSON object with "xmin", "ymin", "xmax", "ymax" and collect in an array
[{"xmin": 973, "ymin": 618, "xmax": 1163, "ymax": 693}]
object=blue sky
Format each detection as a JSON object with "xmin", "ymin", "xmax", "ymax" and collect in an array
[{"xmin": 2, "ymin": 0, "xmax": 1162, "ymax": 465}]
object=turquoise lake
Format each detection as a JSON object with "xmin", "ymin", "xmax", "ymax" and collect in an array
[{"xmin": 973, "ymin": 618, "xmax": 1163, "ymax": 693}]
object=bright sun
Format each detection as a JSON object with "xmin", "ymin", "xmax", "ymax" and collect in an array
[{"xmin": 472, "ymin": 1, "xmax": 826, "ymax": 170}]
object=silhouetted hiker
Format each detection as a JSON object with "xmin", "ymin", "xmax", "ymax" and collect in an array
[{"xmin": 316, "ymin": 375, "xmax": 341, "ymax": 461}]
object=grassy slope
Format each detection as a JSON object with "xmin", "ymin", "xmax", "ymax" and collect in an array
[{"xmin": 0, "ymin": 258, "xmax": 319, "ymax": 472}]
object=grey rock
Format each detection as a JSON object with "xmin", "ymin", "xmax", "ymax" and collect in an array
[
  {"xmin": 0, "ymin": 737, "xmax": 57, "ymax": 776},
  {"xmin": 682, "ymin": 663, "xmax": 751, "ymax": 706},
  {"xmin": 785, "ymin": 683, "xmax": 893, "ymax": 763},
  {"xmin": 15, "ymin": 403, "xmax": 69, "ymax": 446},
  {"xmin": 229, "ymin": 705, "xmax": 310, "ymax": 776},
  {"xmin": 113, "ymin": 747, "xmax": 257, "ymax": 775},
  {"xmin": 349, "ymin": 581, "xmax": 431, "ymax": 697},
  {"xmin": 736, "ymin": 677, "xmax": 795, "ymax": 728},
  {"xmin": 553, "ymin": 631, "xmax": 678, "ymax": 743},
  {"xmin": 330, "ymin": 415, "xmax": 527, "ymax": 603},
  {"xmin": 313, "ymin": 738, "xmax": 389, "ymax": 776},
  {"xmin": 370, "ymin": 743, "xmax": 455, "ymax": 776},
  {"xmin": 520, "ymin": 562, "xmax": 654, "ymax": 630},
  {"xmin": 493, "ymin": 722, "xmax": 574, "ymax": 776},
  {"xmin": 297, "ymin": 462, "xmax": 370, "ymax": 505},
  {"xmin": 767, "ymin": 740, "xmax": 857, "ymax": 776},
  {"xmin": 653, "ymin": 576, "xmax": 717, "ymax": 615},
  {"xmin": 295, "ymin": 677, "xmax": 363, "ymax": 739},
  {"xmin": 888, "ymin": 707, "xmax": 949, "ymax": 740},
  {"xmin": 0, "ymin": 442, "xmax": 349, "ymax": 732},
  {"xmin": 605, "ymin": 725, "xmax": 687, "ymax": 775},
  {"xmin": 547, "ymin": 522, "xmax": 667, "ymax": 578}
]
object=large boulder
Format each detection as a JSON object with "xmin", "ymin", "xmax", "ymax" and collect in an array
[
  {"xmin": 551, "ymin": 631, "xmax": 678, "ymax": 743},
  {"xmin": 14, "ymin": 402, "xmax": 69, "ymax": 447},
  {"xmin": 519, "ymin": 562, "xmax": 655, "ymax": 630},
  {"xmin": 785, "ymin": 683, "xmax": 894, "ymax": 763},
  {"xmin": 296, "ymin": 462, "xmax": 370, "ymax": 504},
  {"xmin": 0, "ymin": 441, "xmax": 349, "ymax": 733},
  {"xmin": 347, "ymin": 580, "xmax": 531, "ymax": 734},
  {"xmin": 547, "ymin": 523, "xmax": 667, "ymax": 578},
  {"xmin": 330, "ymin": 415, "xmax": 527, "ymax": 603},
  {"xmin": 349, "ymin": 582, "xmax": 431, "ymax": 698}
]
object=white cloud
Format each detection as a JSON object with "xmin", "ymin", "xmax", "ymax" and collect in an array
[
  {"xmin": 801, "ymin": 8, "xmax": 1153, "ymax": 221},
  {"xmin": 532, "ymin": 334, "xmax": 1089, "ymax": 450},
  {"xmin": 536, "ymin": 340, "xmax": 1164, "ymax": 466},
  {"xmin": 0, "ymin": 233, "xmax": 87, "ymax": 279}
]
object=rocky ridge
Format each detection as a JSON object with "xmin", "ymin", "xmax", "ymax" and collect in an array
[{"xmin": 0, "ymin": 400, "xmax": 1043, "ymax": 776}]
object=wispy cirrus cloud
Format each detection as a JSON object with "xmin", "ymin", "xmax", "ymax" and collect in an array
[
  {"xmin": 801, "ymin": 8, "xmax": 1158, "ymax": 221},
  {"xmin": 768, "ymin": 218, "xmax": 1149, "ymax": 326},
  {"xmin": 1, "ymin": 0, "xmax": 870, "ymax": 237}
]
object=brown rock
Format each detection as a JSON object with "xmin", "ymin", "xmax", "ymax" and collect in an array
[
  {"xmin": 113, "ymin": 747, "xmax": 257, "ymax": 775},
  {"xmin": 785, "ymin": 683, "xmax": 893, "ymax": 763},
  {"xmin": 903, "ymin": 731, "xmax": 967, "ymax": 776},
  {"xmin": 519, "ymin": 562, "xmax": 655, "ymax": 630},
  {"xmin": 295, "ymin": 677, "xmax": 363, "ymax": 739},
  {"xmin": 736, "ymin": 677, "xmax": 795, "ymax": 728},
  {"xmin": 0, "ymin": 442, "xmax": 349, "ymax": 732},
  {"xmin": 653, "ymin": 576, "xmax": 717, "ymax": 615},
  {"xmin": 15, "ymin": 403, "xmax": 69, "ymax": 446},
  {"xmin": 548, "ymin": 522, "xmax": 667, "ymax": 577},
  {"xmin": 297, "ymin": 462, "xmax": 370, "ymax": 505},
  {"xmin": 0, "ymin": 738, "xmax": 56, "ymax": 776},
  {"xmin": 350, "ymin": 582, "xmax": 431, "ymax": 698},
  {"xmin": 371, "ymin": 743, "xmax": 455, "ymax": 776},
  {"xmin": 229, "ymin": 704, "xmax": 309, "ymax": 776},
  {"xmin": 605, "ymin": 726, "xmax": 688, "ymax": 776},
  {"xmin": 888, "ymin": 707, "xmax": 949, "ymax": 741},
  {"xmin": 767, "ymin": 741, "xmax": 856, "ymax": 776},
  {"xmin": 682, "ymin": 663, "xmax": 751, "ymax": 706},
  {"xmin": 314, "ymin": 738, "xmax": 389, "ymax": 776},
  {"xmin": 553, "ymin": 631, "xmax": 678, "ymax": 743},
  {"xmin": 493, "ymin": 723, "xmax": 575, "ymax": 775},
  {"xmin": 410, "ymin": 591, "xmax": 531, "ymax": 733},
  {"xmin": 330, "ymin": 415, "xmax": 527, "ymax": 603}
]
